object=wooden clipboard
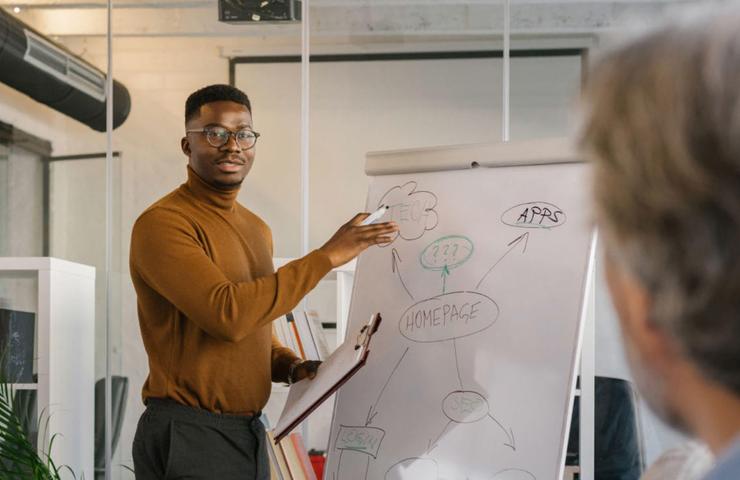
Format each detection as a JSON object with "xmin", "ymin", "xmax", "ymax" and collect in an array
[{"xmin": 273, "ymin": 313, "xmax": 382, "ymax": 443}]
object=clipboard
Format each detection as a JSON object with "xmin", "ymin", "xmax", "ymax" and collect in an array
[{"xmin": 273, "ymin": 313, "xmax": 382, "ymax": 443}]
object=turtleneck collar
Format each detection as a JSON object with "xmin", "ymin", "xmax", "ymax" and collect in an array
[{"xmin": 183, "ymin": 165, "xmax": 240, "ymax": 211}]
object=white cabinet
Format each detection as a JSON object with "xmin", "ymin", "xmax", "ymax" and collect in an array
[{"xmin": 0, "ymin": 257, "xmax": 95, "ymax": 479}]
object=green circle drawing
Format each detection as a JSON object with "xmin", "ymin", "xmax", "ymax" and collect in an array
[{"xmin": 419, "ymin": 235, "xmax": 474, "ymax": 272}]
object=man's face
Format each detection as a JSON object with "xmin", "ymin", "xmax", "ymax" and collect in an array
[
  {"xmin": 182, "ymin": 100, "xmax": 255, "ymax": 189},
  {"xmin": 603, "ymin": 248, "xmax": 688, "ymax": 433}
]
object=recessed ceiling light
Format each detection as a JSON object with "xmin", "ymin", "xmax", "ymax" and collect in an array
[{"xmin": 13, "ymin": 6, "xmax": 21, "ymax": 13}]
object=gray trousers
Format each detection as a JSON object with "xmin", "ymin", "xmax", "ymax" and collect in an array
[{"xmin": 132, "ymin": 398, "xmax": 270, "ymax": 480}]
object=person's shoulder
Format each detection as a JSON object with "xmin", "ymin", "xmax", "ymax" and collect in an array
[
  {"xmin": 132, "ymin": 190, "xmax": 194, "ymax": 236},
  {"xmin": 236, "ymin": 203, "xmax": 272, "ymax": 236},
  {"xmin": 642, "ymin": 442, "xmax": 713, "ymax": 480},
  {"xmin": 703, "ymin": 438, "xmax": 740, "ymax": 480}
]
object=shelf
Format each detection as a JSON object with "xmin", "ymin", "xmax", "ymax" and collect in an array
[
  {"xmin": 8, "ymin": 383, "xmax": 38, "ymax": 390},
  {"xmin": 0, "ymin": 257, "xmax": 95, "ymax": 476},
  {"xmin": 0, "ymin": 257, "xmax": 95, "ymax": 277}
]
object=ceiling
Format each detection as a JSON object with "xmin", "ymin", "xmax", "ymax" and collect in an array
[{"xmin": 0, "ymin": 0, "xmax": 724, "ymax": 39}]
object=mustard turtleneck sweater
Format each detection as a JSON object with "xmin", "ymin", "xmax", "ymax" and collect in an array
[{"xmin": 129, "ymin": 166, "xmax": 333, "ymax": 414}]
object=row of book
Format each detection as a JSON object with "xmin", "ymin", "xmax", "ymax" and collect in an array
[
  {"xmin": 266, "ymin": 430, "xmax": 318, "ymax": 480},
  {"xmin": 275, "ymin": 309, "xmax": 332, "ymax": 361}
]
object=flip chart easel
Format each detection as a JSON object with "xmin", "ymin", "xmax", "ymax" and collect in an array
[{"xmin": 326, "ymin": 138, "xmax": 596, "ymax": 480}]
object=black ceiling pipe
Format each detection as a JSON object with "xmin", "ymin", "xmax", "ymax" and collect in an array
[{"xmin": 0, "ymin": 9, "xmax": 130, "ymax": 132}]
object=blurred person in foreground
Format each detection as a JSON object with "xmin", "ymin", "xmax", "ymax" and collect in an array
[{"xmin": 579, "ymin": 10, "xmax": 740, "ymax": 480}]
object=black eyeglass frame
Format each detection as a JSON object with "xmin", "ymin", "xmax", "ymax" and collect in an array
[{"xmin": 186, "ymin": 127, "xmax": 261, "ymax": 150}]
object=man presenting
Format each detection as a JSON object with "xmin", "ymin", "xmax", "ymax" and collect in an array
[{"xmin": 130, "ymin": 84, "xmax": 397, "ymax": 479}]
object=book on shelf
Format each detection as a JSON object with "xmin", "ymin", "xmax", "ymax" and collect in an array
[
  {"xmin": 266, "ymin": 441, "xmax": 282, "ymax": 480},
  {"xmin": 293, "ymin": 310, "xmax": 321, "ymax": 361},
  {"xmin": 290, "ymin": 432, "xmax": 316, "ymax": 480},
  {"xmin": 274, "ymin": 315, "xmax": 297, "ymax": 354},
  {"xmin": 285, "ymin": 312, "xmax": 306, "ymax": 359},
  {"xmin": 266, "ymin": 430, "xmax": 290, "ymax": 480},
  {"xmin": 276, "ymin": 310, "xmax": 331, "ymax": 362},
  {"xmin": 280, "ymin": 433, "xmax": 306, "ymax": 479},
  {"xmin": 304, "ymin": 309, "xmax": 331, "ymax": 360},
  {"xmin": 266, "ymin": 430, "xmax": 316, "ymax": 480}
]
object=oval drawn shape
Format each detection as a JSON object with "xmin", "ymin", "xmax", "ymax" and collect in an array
[
  {"xmin": 442, "ymin": 390, "xmax": 489, "ymax": 424},
  {"xmin": 501, "ymin": 202, "xmax": 566, "ymax": 229},
  {"xmin": 399, "ymin": 291, "xmax": 499, "ymax": 343},
  {"xmin": 490, "ymin": 469, "xmax": 537, "ymax": 480},
  {"xmin": 420, "ymin": 235, "xmax": 474, "ymax": 271}
]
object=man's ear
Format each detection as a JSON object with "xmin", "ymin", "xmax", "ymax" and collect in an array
[{"xmin": 181, "ymin": 137, "xmax": 191, "ymax": 157}]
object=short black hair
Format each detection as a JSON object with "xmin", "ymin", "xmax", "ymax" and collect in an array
[{"xmin": 185, "ymin": 84, "xmax": 252, "ymax": 123}]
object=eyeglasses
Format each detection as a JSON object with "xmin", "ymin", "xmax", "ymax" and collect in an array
[{"xmin": 186, "ymin": 126, "xmax": 261, "ymax": 150}]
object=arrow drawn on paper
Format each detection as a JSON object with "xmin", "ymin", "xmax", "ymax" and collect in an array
[
  {"xmin": 426, "ymin": 420, "xmax": 452, "ymax": 454},
  {"xmin": 365, "ymin": 347, "xmax": 410, "ymax": 426},
  {"xmin": 452, "ymin": 338, "xmax": 464, "ymax": 389},
  {"xmin": 487, "ymin": 413, "xmax": 517, "ymax": 451},
  {"xmin": 392, "ymin": 248, "xmax": 415, "ymax": 301},
  {"xmin": 475, "ymin": 232, "xmax": 530, "ymax": 290},
  {"xmin": 441, "ymin": 264, "xmax": 450, "ymax": 294}
]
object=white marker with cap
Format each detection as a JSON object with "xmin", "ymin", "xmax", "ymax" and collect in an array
[{"xmin": 360, "ymin": 205, "xmax": 390, "ymax": 225}]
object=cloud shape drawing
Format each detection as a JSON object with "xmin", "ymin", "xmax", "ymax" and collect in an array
[{"xmin": 378, "ymin": 181, "xmax": 439, "ymax": 245}]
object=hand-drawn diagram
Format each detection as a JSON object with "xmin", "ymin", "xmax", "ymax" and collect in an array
[
  {"xmin": 334, "ymin": 425, "xmax": 386, "ymax": 480},
  {"xmin": 334, "ymin": 347, "xmax": 408, "ymax": 480},
  {"xmin": 501, "ymin": 202, "xmax": 566, "ymax": 229},
  {"xmin": 377, "ymin": 182, "xmax": 439, "ymax": 245},
  {"xmin": 490, "ymin": 468, "xmax": 537, "ymax": 480},
  {"xmin": 420, "ymin": 235, "xmax": 474, "ymax": 293},
  {"xmin": 399, "ymin": 291, "xmax": 498, "ymax": 343},
  {"xmin": 332, "ymin": 183, "xmax": 568, "ymax": 480}
]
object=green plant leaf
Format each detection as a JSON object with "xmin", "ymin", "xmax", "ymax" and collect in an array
[{"xmin": 0, "ymin": 382, "xmax": 69, "ymax": 479}]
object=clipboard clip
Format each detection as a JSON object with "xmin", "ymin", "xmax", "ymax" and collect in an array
[{"xmin": 355, "ymin": 313, "xmax": 382, "ymax": 350}]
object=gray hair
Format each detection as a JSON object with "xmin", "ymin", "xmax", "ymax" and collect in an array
[{"xmin": 579, "ymin": 11, "xmax": 740, "ymax": 395}]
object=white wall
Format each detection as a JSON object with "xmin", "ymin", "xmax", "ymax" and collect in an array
[
  {"xmin": 236, "ymin": 55, "xmax": 583, "ymax": 258},
  {"xmin": 0, "ymin": 143, "xmax": 44, "ymax": 258},
  {"xmin": 0, "ymin": 144, "xmax": 45, "ymax": 344}
]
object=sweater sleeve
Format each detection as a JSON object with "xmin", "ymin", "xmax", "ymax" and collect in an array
[{"xmin": 130, "ymin": 208, "xmax": 333, "ymax": 343}]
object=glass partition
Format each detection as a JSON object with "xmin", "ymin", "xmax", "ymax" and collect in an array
[{"xmin": 0, "ymin": 1, "xmax": 114, "ymax": 476}]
